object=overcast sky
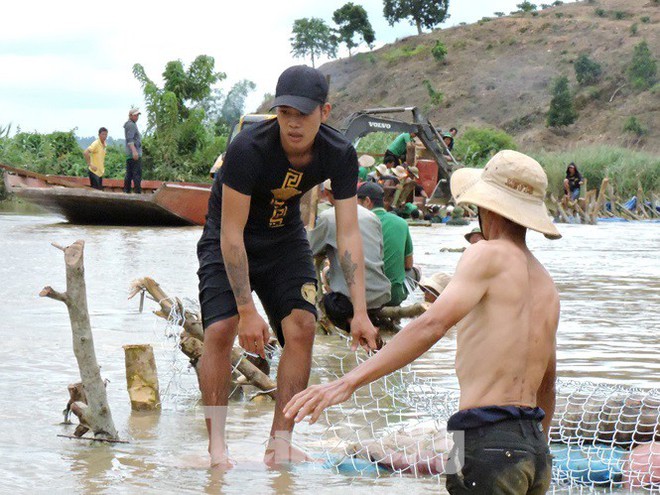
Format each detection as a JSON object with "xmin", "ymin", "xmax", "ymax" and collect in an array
[{"xmin": 1, "ymin": 0, "xmax": 572, "ymax": 138}]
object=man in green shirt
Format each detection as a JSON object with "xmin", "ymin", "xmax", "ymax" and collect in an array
[
  {"xmin": 384, "ymin": 132, "xmax": 416, "ymax": 165},
  {"xmin": 357, "ymin": 182, "xmax": 414, "ymax": 306}
]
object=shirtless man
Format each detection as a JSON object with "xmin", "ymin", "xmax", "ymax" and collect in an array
[
  {"xmin": 196, "ymin": 65, "xmax": 378, "ymax": 468},
  {"xmin": 285, "ymin": 150, "xmax": 562, "ymax": 494}
]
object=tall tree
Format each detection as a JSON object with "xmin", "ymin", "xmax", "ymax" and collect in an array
[
  {"xmin": 333, "ymin": 3, "xmax": 376, "ymax": 56},
  {"xmin": 220, "ymin": 80, "xmax": 257, "ymax": 128},
  {"xmin": 132, "ymin": 55, "xmax": 227, "ymax": 179},
  {"xmin": 290, "ymin": 18, "xmax": 338, "ymax": 68},
  {"xmin": 383, "ymin": 0, "xmax": 450, "ymax": 35},
  {"xmin": 546, "ymin": 76, "xmax": 577, "ymax": 128}
]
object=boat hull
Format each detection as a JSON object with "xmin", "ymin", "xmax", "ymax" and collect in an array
[{"xmin": 2, "ymin": 164, "xmax": 211, "ymax": 226}]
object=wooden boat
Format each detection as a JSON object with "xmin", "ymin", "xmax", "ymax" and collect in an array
[{"xmin": 1, "ymin": 164, "xmax": 211, "ymax": 226}]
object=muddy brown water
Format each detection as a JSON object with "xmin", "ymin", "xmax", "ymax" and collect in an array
[{"xmin": 0, "ymin": 211, "xmax": 657, "ymax": 494}]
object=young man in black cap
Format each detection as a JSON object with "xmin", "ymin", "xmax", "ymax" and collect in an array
[{"xmin": 196, "ymin": 65, "xmax": 379, "ymax": 468}]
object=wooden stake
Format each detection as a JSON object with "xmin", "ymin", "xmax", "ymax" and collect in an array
[
  {"xmin": 41, "ymin": 240, "xmax": 118, "ymax": 441},
  {"xmin": 123, "ymin": 344, "xmax": 161, "ymax": 411}
]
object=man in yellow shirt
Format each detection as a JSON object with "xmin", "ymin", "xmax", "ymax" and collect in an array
[{"xmin": 84, "ymin": 127, "xmax": 108, "ymax": 190}]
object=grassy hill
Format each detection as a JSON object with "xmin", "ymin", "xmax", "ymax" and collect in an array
[{"xmin": 320, "ymin": 0, "xmax": 659, "ymax": 154}]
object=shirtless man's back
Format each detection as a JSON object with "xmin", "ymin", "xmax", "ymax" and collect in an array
[
  {"xmin": 285, "ymin": 150, "xmax": 562, "ymax": 494},
  {"xmin": 455, "ymin": 237, "xmax": 559, "ymax": 415}
]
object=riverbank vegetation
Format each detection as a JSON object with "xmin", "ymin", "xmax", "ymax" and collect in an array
[
  {"xmin": 532, "ymin": 146, "xmax": 660, "ymax": 199},
  {"xmin": 355, "ymin": 127, "xmax": 659, "ymax": 199},
  {"xmin": 0, "ymin": 55, "xmax": 259, "ymax": 185}
]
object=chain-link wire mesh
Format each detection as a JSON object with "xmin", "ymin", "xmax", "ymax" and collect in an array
[{"xmin": 154, "ymin": 304, "xmax": 659, "ymax": 492}]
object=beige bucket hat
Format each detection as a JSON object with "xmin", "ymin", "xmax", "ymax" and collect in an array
[
  {"xmin": 358, "ymin": 154, "xmax": 376, "ymax": 168},
  {"xmin": 393, "ymin": 165, "xmax": 409, "ymax": 179},
  {"xmin": 450, "ymin": 150, "xmax": 561, "ymax": 239},
  {"xmin": 419, "ymin": 272, "xmax": 452, "ymax": 296},
  {"xmin": 375, "ymin": 164, "xmax": 389, "ymax": 176}
]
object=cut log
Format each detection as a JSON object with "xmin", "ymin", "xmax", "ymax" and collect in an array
[
  {"xmin": 123, "ymin": 344, "xmax": 161, "ymax": 411},
  {"xmin": 41, "ymin": 240, "xmax": 118, "ymax": 440}
]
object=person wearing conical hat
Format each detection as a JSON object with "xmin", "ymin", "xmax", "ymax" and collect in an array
[{"xmin": 285, "ymin": 150, "xmax": 560, "ymax": 495}]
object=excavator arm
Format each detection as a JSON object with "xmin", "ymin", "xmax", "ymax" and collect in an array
[{"xmin": 340, "ymin": 107, "xmax": 455, "ymax": 200}]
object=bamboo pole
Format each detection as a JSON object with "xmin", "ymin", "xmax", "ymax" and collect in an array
[
  {"xmin": 636, "ymin": 183, "xmax": 646, "ymax": 218},
  {"xmin": 595, "ymin": 178, "xmax": 609, "ymax": 217},
  {"xmin": 551, "ymin": 194, "xmax": 571, "ymax": 223},
  {"xmin": 40, "ymin": 240, "xmax": 118, "ymax": 440},
  {"xmin": 616, "ymin": 203, "xmax": 639, "ymax": 221}
]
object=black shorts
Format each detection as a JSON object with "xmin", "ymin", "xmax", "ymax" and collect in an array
[{"xmin": 197, "ymin": 235, "xmax": 317, "ymax": 346}]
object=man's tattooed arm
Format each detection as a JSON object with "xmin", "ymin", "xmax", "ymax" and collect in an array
[
  {"xmin": 223, "ymin": 244, "xmax": 252, "ymax": 307},
  {"xmin": 340, "ymin": 249, "xmax": 358, "ymax": 289}
]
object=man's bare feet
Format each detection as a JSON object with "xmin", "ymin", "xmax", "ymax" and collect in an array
[
  {"xmin": 210, "ymin": 447, "xmax": 236, "ymax": 470},
  {"xmin": 264, "ymin": 436, "xmax": 314, "ymax": 467}
]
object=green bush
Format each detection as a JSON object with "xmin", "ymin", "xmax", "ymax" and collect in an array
[
  {"xmin": 613, "ymin": 10, "xmax": 628, "ymax": 20},
  {"xmin": 532, "ymin": 146, "xmax": 660, "ymax": 198},
  {"xmin": 431, "ymin": 40, "xmax": 448, "ymax": 62},
  {"xmin": 384, "ymin": 44, "xmax": 427, "ymax": 62},
  {"xmin": 628, "ymin": 40, "xmax": 658, "ymax": 90},
  {"xmin": 453, "ymin": 127, "xmax": 517, "ymax": 166},
  {"xmin": 354, "ymin": 132, "xmax": 393, "ymax": 155},
  {"xmin": 0, "ymin": 129, "xmax": 85, "ymax": 176},
  {"xmin": 623, "ymin": 116, "xmax": 647, "ymax": 137},
  {"xmin": 641, "ymin": 16, "xmax": 650, "ymax": 23},
  {"xmin": 423, "ymin": 80, "xmax": 444, "ymax": 106},
  {"xmin": 494, "ymin": 11, "xmax": 505, "ymax": 17},
  {"xmin": 630, "ymin": 23, "xmax": 638, "ymax": 36},
  {"xmin": 574, "ymin": 54, "xmax": 602, "ymax": 85},
  {"xmin": 594, "ymin": 8, "xmax": 606, "ymax": 17},
  {"xmin": 547, "ymin": 76, "xmax": 577, "ymax": 127}
]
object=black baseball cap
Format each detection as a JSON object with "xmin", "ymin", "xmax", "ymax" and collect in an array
[
  {"xmin": 357, "ymin": 182, "xmax": 384, "ymax": 201},
  {"xmin": 270, "ymin": 65, "xmax": 329, "ymax": 115}
]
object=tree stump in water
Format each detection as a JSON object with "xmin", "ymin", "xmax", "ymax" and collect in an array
[
  {"xmin": 41, "ymin": 240, "xmax": 118, "ymax": 441},
  {"xmin": 123, "ymin": 344, "xmax": 161, "ymax": 411}
]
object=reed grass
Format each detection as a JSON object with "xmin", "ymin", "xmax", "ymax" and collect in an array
[{"xmin": 531, "ymin": 146, "xmax": 660, "ymax": 198}]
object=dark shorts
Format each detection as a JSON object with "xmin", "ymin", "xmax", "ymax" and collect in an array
[
  {"xmin": 446, "ymin": 417, "xmax": 552, "ymax": 495},
  {"xmin": 197, "ymin": 236, "xmax": 317, "ymax": 346}
]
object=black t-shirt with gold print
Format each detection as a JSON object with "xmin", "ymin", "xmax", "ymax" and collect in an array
[{"xmin": 200, "ymin": 118, "xmax": 358, "ymax": 255}]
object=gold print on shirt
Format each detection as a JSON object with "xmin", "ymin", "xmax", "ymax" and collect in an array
[{"xmin": 269, "ymin": 169, "xmax": 303, "ymax": 227}]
